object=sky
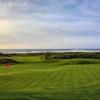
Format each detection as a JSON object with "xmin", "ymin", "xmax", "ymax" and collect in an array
[{"xmin": 0, "ymin": 0, "xmax": 100, "ymax": 49}]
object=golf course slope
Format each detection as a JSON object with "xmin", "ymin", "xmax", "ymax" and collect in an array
[{"xmin": 0, "ymin": 56, "xmax": 100, "ymax": 100}]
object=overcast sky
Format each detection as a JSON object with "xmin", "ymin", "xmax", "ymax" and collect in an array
[{"xmin": 0, "ymin": 0, "xmax": 100, "ymax": 49}]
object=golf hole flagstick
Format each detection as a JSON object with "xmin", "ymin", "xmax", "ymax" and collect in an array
[{"xmin": 4, "ymin": 63, "xmax": 12, "ymax": 69}]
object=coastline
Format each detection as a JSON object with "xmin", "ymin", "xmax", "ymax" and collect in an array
[{"xmin": 0, "ymin": 49, "xmax": 100, "ymax": 54}]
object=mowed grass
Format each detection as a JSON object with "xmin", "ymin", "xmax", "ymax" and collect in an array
[{"xmin": 0, "ymin": 56, "xmax": 100, "ymax": 100}]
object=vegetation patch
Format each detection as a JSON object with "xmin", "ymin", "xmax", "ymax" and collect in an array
[{"xmin": 0, "ymin": 58, "xmax": 18, "ymax": 64}]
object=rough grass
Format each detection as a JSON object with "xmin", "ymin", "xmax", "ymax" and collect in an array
[
  {"xmin": 0, "ymin": 56, "xmax": 100, "ymax": 100},
  {"xmin": 43, "ymin": 59, "xmax": 100, "ymax": 65}
]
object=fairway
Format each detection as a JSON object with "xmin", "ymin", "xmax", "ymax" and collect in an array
[{"xmin": 0, "ymin": 57, "xmax": 100, "ymax": 100}]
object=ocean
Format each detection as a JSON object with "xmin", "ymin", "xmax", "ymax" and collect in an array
[{"xmin": 0, "ymin": 49, "xmax": 100, "ymax": 54}]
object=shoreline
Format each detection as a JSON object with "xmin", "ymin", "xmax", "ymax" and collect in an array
[{"xmin": 0, "ymin": 49, "xmax": 100, "ymax": 54}]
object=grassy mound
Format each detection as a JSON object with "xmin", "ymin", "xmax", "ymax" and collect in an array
[
  {"xmin": 43, "ymin": 59, "xmax": 100, "ymax": 65},
  {"xmin": 0, "ymin": 58, "xmax": 18, "ymax": 64},
  {"xmin": 61, "ymin": 59, "xmax": 100, "ymax": 65}
]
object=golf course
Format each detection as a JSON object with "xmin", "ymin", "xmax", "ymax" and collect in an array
[
  {"xmin": 0, "ymin": 0, "xmax": 100, "ymax": 99},
  {"xmin": 0, "ymin": 54, "xmax": 100, "ymax": 100}
]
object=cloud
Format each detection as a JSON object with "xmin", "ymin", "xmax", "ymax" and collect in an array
[{"xmin": 0, "ymin": 0, "xmax": 100, "ymax": 48}]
